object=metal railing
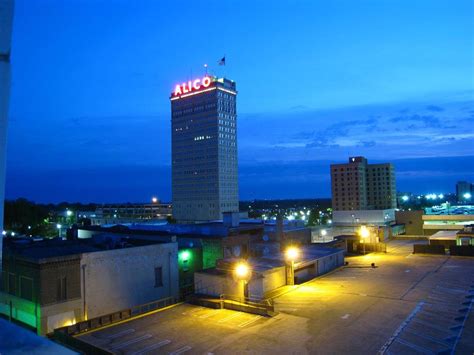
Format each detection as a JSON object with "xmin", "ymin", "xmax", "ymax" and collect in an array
[{"xmin": 54, "ymin": 296, "xmax": 176, "ymax": 336}]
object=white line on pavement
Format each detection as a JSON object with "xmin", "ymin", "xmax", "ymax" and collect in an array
[
  {"xmin": 238, "ymin": 316, "xmax": 263, "ymax": 328},
  {"xmin": 106, "ymin": 328, "xmax": 135, "ymax": 339},
  {"xmin": 217, "ymin": 312, "xmax": 242, "ymax": 323},
  {"xmin": 110, "ymin": 334, "xmax": 152, "ymax": 350},
  {"xmin": 199, "ymin": 310, "xmax": 220, "ymax": 319},
  {"xmin": 169, "ymin": 345, "xmax": 192, "ymax": 355},
  {"xmin": 132, "ymin": 340, "xmax": 171, "ymax": 355}
]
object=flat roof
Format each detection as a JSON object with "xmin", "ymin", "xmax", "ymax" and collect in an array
[
  {"xmin": 429, "ymin": 230, "xmax": 458, "ymax": 240},
  {"xmin": 4, "ymin": 236, "xmax": 167, "ymax": 262},
  {"xmin": 200, "ymin": 246, "xmax": 344, "ymax": 275}
]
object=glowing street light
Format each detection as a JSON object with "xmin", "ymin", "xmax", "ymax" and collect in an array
[
  {"xmin": 66, "ymin": 210, "xmax": 73, "ymax": 217},
  {"xmin": 320, "ymin": 229, "xmax": 327, "ymax": 237},
  {"xmin": 285, "ymin": 246, "xmax": 300, "ymax": 285},
  {"xmin": 234, "ymin": 261, "xmax": 250, "ymax": 299},
  {"xmin": 359, "ymin": 226, "xmax": 370, "ymax": 254},
  {"xmin": 286, "ymin": 246, "xmax": 299, "ymax": 261},
  {"xmin": 235, "ymin": 262, "xmax": 250, "ymax": 279},
  {"xmin": 152, "ymin": 197, "xmax": 158, "ymax": 204},
  {"xmin": 401, "ymin": 195, "xmax": 409, "ymax": 202},
  {"xmin": 464, "ymin": 192, "xmax": 472, "ymax": 200}
]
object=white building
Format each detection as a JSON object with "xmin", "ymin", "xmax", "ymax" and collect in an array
[
  {"xmin": 1, "ymin": 237, "xmax": 179, "ymax": 335},
  {"xmin": 0, "ymin": 0, "xmax": 14, "ymax": 259},
  {"xmin": 170, "ymin": 76, "xmax": 239, "ymax": 222}
]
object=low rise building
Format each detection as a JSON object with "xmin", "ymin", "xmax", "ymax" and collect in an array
[
  {"xmin": 194, "ymin": 246, "xmax": 344, "ymax": 300},
  {"xmin": 1, "ymin": 236, "xmax": 178, "ymax": 335},
  {"xmin": 86, "ymin": 202, "xmax": 172, "ymax": 225}
]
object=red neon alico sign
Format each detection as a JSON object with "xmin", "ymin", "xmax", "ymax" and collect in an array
[{"xmin": 173, "ymin": 76, "xmax": 212, "ymax": 96}]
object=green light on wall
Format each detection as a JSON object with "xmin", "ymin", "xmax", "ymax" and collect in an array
[{"xmin": 179, "ymin": 250, "xmax": 191, "ymax": 262}]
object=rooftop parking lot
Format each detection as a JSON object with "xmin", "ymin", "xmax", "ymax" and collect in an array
[{"xmin": 77, "ymin": 240, "xmax": 474, "ymax": 354}]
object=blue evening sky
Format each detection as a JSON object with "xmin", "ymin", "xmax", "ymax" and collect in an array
[{"xmin": 6, "ymin": 0, "xmax": 474, "ymax": 202}]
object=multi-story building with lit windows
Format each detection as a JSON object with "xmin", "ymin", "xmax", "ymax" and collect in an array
[
  {"xmin": 331, "ymin": 156, "xmax": 396, "ymax": 211},
  {"xmin": 170, "ymin": 76, "xmax": 239, "ymax": 222}
]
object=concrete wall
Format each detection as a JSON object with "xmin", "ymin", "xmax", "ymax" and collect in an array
[
  {"xmin": 250, "ymin": 267, "xmax": 286, "ymax": 299},
  {"xmin": 317, "ymin": 251, "xmax": 344, "ymax": 275},
  {"xmin": 194, "ymin": 272, "xmax": 239, "ymax": 297},
  {"xmin": 81, "ymin": 242, "xmax": 179, "ymax": 319},
  {"xmin": 0, "ymin": 0, "xmax": 14, "ymax": 261},
  {"xmin": 395, "ymin": 210, "xmax": 423, "ymax": 235},
  {"xmin": 195, "ymin": 267, "xmax": 286, "ymax": 300}
]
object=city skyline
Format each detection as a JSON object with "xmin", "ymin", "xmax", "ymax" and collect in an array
[{"xmin": 5, "ymin": 0, "xmax": 474, "ymax": 202}]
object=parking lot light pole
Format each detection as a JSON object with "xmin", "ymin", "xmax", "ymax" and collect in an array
[
  {"xmin": 234, "ymin": 262, "xmax": 250, "ymax": 300},
  {"xmin": 285, "ymin": 246, "xmax": 299, "ymax": 285}
]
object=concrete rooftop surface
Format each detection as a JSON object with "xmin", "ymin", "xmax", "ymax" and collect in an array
[{"xmin": 76, "ymin": 240, "xmax": 474, "ymax": 354}]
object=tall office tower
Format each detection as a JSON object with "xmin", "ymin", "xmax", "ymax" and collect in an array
[
  {"xmin": 456, "ymin": 181, "xmax": 472, "ymax": 203},
  {"xmin": 331, "ymin": 156, "xmax": 396, "ymax": 211},
  {"xmin": 0, "ymin": 0, "xmax": 14, "ymax": 258},
  {"xmin": 170, "ymin": 76, "xmax": 239, "ymax": 222}
]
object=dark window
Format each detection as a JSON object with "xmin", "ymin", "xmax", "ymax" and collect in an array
[
  {"xmin": 8, "ymin": 273, "xmax": 15, "ymax": 295},
  {"xmin": 20, "ymin": 277, "xmax": 33, "ymax": 301},
  {"xmin": 56, "ymin": 277, "xmax": 67, "ymax": 301},
  {"xmin": 155, "ymin": 267, "xmax": 163, "ymax": 287}
]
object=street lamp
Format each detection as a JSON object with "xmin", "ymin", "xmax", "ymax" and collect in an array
[
  {"xmin": 359, "ymin": 226, "xmax": 370, "ymax": 255},
  {"xmin": 56, "ymin": 223, "xmax": 62, "ymax": 238},
  {"xmin": 285, "ymin": 246, "xmax": 299, "ymax": 285},
  {"xmin": 234, "ymin": 262, "xmax": 250, "ymax": 299},
  {"xmin": 152, "ymin": 196, "xmax": 158, "ymax": 204}
]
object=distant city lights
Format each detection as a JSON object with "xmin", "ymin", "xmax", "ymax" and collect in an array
[{"xmin": 401, "ymin": 195, "xmax": 409, "ymax": 202}]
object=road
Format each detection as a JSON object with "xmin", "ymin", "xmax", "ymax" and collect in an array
[{"xmin": 77, "ymin": 240, "xmax": 474, "ymax": 354}]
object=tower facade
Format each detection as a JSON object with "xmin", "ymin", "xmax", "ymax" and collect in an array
[{"xmin": 170, "ymin": 76, "xmax": 239, "ymax": 222}]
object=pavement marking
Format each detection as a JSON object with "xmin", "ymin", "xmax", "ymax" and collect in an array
[
  {"xmin": 199, "ymin": 310, "xmax": 220, "ymax": 319},
  {"xmin": 238, "ymin": 315, "xmax": 263, "ymax": 328},
  {"xmin": 276, "ymin": 307, "xmax": 297, "ymax": 312},
  {"xmin": 217, "ymin": 312, "xmax": 242, "ymax": 323},
  {"xmin": 341, "ymin": 314, "xmax": 350, "ymax": 320},
  {"xmin": 106, "ymin": 328, "xmax": 135, "ymax": 339},
  {"xmin": 182, "ymin": 306, "xmax": 204, "ymax": 315},
  {"xmin": 450, "ymin": 298, "xmax": 473, "ymax": 354},
  {"xmin": 169, "ymin": 345, "xmax": 192, "ymax": 354},
  {"xmin": 109, "ymin": 334, "xmax": 152, "ymax": 350},
  {"xmin": 378, "ymin": 301, "xmax": 424, "ymax": 355},
  {"xmin": 132, "ymin": 340, "xmax": 171, "ymax": 355}
]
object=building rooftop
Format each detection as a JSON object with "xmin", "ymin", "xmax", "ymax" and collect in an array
[
  {"xmin": 3, "ymin": 235, "xmax": 167, "ymax": 262},
  {"xmin": 81, "ymin": 221, "xmax": 263, "ymax": 238},
  {"xmin": 202, "ymin": 246, "xmax": 344, "ymax": 276}
]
